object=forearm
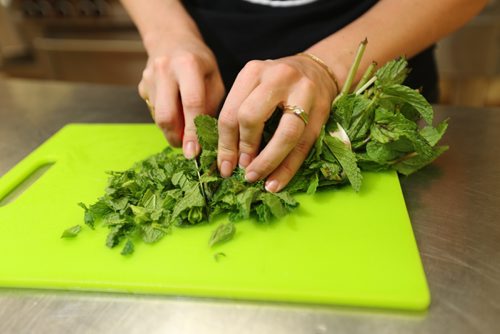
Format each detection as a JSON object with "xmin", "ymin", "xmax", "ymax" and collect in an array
[
  {"xmin": 307, "ymin": 0, "xmax": 488, "ymax": 86},
  {"xmin": 120, "ymin": 0, "xmax": 201, "ymax": 54}
]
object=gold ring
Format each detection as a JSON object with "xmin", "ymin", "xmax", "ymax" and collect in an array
[
  {"xmin": 280, "ymin": 104, "xmax": 308, "ymax": 125},
  {"xmin": 144, "ymin": 97, "xmax": 155, "ymax": 120}
]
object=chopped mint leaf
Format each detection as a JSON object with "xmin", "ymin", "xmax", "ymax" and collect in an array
[
  {"xmin": 209, "ymin": 223, "xmax": 236, "ymax": 247},
  {"xmin": 61, "ymin": 225, "xmax": 81, "ymax": 238},
  {"xmin": 141, "ymin": 224, "xmax": 166, "ymax": 244},
  {"xmin": 121, "ymin": 239, "xmax": 134, "ymax": 256},
  {"xmin": 214, "ymin": 252, "xmax": 226, "ymax": 262}
]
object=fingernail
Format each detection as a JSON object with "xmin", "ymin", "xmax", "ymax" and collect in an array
[
  {"xmin": 220, "ymin": 160, "xmax": 233, "ymax": 178},
  {"xmin": 184, "ymin": 141, "xmax": 196, "ymax": 159},
  {"xmin": 238, "ymin": 153, "xmax": 251, "ymax": 168},
  {"xmin": 245, "ymin": 171, "xmax": 259, "ymax": 183},
  {"xmin": 265, "ymin": 179, "xmax": 279, "ymax": 193}
]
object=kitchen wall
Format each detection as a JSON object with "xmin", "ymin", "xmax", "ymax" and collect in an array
[
  {"xmin": 1, "ymin": 0, "xmax": 499, "ymax": 107},
  {"xmin": 436, "ymin": 0, "xmax": 500, "ymax": 106}
]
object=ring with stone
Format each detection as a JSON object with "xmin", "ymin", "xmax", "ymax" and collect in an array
[{"xmin": 280, "ymin": 104, "xmax": 308, "ymax": 125}]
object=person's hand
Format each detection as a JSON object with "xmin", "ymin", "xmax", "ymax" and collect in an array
[
  {"xmin": 217, "ymin": 55, "xmax": 338, "ymax": 192},
  {"xmin": 138, "ymin": 32, "xmax": 225, "ymax": 159}
]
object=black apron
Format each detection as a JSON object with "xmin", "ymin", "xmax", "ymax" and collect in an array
[{"xmin": 183, "ymin": 0, "xmax": 439, "ymax": 103}]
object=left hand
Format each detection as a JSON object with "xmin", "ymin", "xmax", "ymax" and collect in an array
[{"xmin": 217, "ymin": 54, "xmax": 338, "ymax": 192}]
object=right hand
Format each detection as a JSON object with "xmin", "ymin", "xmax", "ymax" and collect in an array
[{"xmin": 138, "ymin": 32, "xmax": 225, "ymax": 159}]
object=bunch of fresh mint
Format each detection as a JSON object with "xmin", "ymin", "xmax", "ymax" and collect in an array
[{"xmin": 62, "ymin": 41, "xmax": 448, "ymax": 255}]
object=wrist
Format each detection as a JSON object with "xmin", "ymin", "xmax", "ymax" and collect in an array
[
  {"xmin": 296, "ymin": 52, "xmax": 340, "ymax": 95},
  {"xmin": 305, "ymin": 47, "xmax": 352, "ymax": 90},
  {"xmin": 143, "ymin": 26, "xmax": 202, "ymax": 56},
  {"xmin": 126, "ymin": 0, "xmax": 202, "ymax": 56}
]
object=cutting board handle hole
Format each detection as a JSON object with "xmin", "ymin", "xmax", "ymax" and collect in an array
[{"xmin": 0, "ymin": 162, "xmax": 55, "ymax": 206}]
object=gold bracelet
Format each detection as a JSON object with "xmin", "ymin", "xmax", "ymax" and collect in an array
[{"xmin": 296, "ymin": 52, "xmax": 340, "ymax": 94}]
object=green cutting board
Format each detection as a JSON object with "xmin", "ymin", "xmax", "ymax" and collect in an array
[{"xmin": 0, "ymin": 124, "xmax": 430, "ymax": 310}]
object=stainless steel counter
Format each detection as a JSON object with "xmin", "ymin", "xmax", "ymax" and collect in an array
[{"xmin": 0, "ymin": 79, "xmax": 499, "ymax": 334}]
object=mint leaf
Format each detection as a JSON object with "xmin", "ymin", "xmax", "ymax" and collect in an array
[
  {"xmin": 121, "ymin": 239, "xmax": 134, "ymax": 255},
  {"xmin": 232, "ymin": 187, "xmax": 260, "ymax": 221},
  {"xmin": 323, "ymin": 136, "xmax": 362, "ymax": 192},
  {"xmin": 141, "ymin": 224, "xmax": 166, "ymax": 243},
  {"xmin": 273, "ymin": 191, "xmax": 299, "ymax": 208},
  {"xmin": 214, "ymin": 252, "xmax": 226, "ymax": 262},
  {"xmin": 209, "ymin": 223, "xmax": 236, "ymax": 247},
  {"xmin": 306, "ymin": 173, "xmax": 319, "ymax": 195},
  {"xmin": 379, "ymin": 84, "xmax": 433, "ymax": 124},
  {"xmin": 258, "ymin": 193, "xmax": 288, "ymax": 219},
  {"xmin": 195, "ymin": 115, "xmax": 218, "ymax": 151},
  {"xmin": 199, "ymin": 149, "xmax": 217, "ymax": 172},
  {"xmin": 102, "ymin": 212, "xmax": 126, "ymax": 226},
  {"xmin": 375, "ymin": 57, "xmax": 409, "ymax": 86},
  {"xmin": 171, "ymin": 184, "xmax": 205, "ymax": 221},
  {"xmin": 255, "ymin": 203, "xmax": 272, "ymax": 222},
  {"xmin": 370, "ymin": 107, "xmax": 417, "ymax": 143},
  {"xmin": 106, "ymin": 225, "xmax": 125, "ymax": 248},
  {"xmin": 61, "ymin": 225, "xmax": 81, "ymax": 238},
  {"xmin": 78, "ymin": 202, "xmax": 95, "ymax": 229},
  {"xmin": 393, "ymin": 146, "xmax": 449, "ymax": 175},
  {"xmin": 420, "ymin": 119, "xmax": 449, "ymax": 146},
  {"xmin": 366, "ymin": 141, "xmax": 400, "ymax": 163},
  {"xmin": 331, "ymin": 94, "xmax": 356, "ymax": 128},
  {"xmin": 319, "ymin": 162, "xmax": 343, "ymax": 181}
]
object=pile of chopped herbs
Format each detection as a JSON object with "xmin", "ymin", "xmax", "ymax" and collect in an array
[{"xmin": 62, "ymin": 40, "xmax": 448, "ymax": 255}]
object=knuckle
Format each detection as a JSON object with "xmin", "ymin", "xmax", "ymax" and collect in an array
[
  {"xmin": 142, "ymin": 68, "xmax": 152, "ymax": 80},
  {"xmin": 237, "ymin": 105, "xmax": 259, "ymax": 127},
  {"xmin": 242, "ymin": 60, "xmax": 264, "ymax": 75},
  {"xmin": 300, "ymin": 77, "xmax": 317, "ymax": 93},
  {"xmin": 218, "ymin": 112, "xmax": 237, "ymax": 129},
  {"xmin": 239, "ymin": 140, "xmax": 256, "ymax": 153},
  {"xmin": 183, "ymin": 122, "xmax": 197, "ymax": 135},
  {"xmin": 280, "ymin": 122, "xmax": 303, "ymax": 142},
  {"xmin": 279, "ymin": 161, "xmax": 296, "ymax": 179},
  {"xmin": 216, "ymin": 79, "xmax": 226, "ymax": 98},
  {"xmin": 274, "ymin": 62, "xmax": 299, "ymax": 78},
  {"xmin": 182, "ymin": 93, "xmax": 204, "ymax": 110},
  {"xmin": 294, "ymin": 139, "xmax": 312, "ymax": 156},
  {"xmin": 166, "ymin": 134, "xmax": 182, "ymax": 148},
  {"xmin": 175, "ymin": 52, "xmax": 200, "ymax": 69},
  {"xmin": 218, "ymin": 142, "xmax": 236, "ymax": 156},
  {"xmin": 137, "ymin": 82, "xmax": 146, "ymax": 97},
  {"xmin": 310, "ymin": 126, "xmax": 322, "ymax": 140},
  {"xmin": 152, "ymin": 57, "xmax": 170, "ymax": 72},
  {"xmin": 257, "ymin": 157, "xmax": 277, "ymax": 175},
  {"xmin": 155, "ymin": 110, "xmax": 177, "ymax": 130},
  {"xmin": 315, "ymin": 101, "xmax": 332, "ymax": 119}
]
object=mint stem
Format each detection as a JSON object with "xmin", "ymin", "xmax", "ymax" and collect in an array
[
  {"xmin": 389, "ymin": 152, "xmax": 418, "ymax": 165},
  {"xmin": 193, "ymin": 159, "xmax": 209, "ymax": 218},
  {"xmin": 355, "ymin": 76, "xmax": 377, "ymax": 96},
  {"xmin": 354, "ymin": 61, "xmax": 377, "ymax": 92},
  {"xmin": 333, "ymin": 39, "xmax": 368, "ymax": 106}
]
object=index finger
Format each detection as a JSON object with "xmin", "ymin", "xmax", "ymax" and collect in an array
[
  {"xmin": 217, "ymin": 61, "xmax": 263, "ymax": 177},
  {"xmin": 176, "ymin": 62, "xmax": 206, "ymax": 159}
]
